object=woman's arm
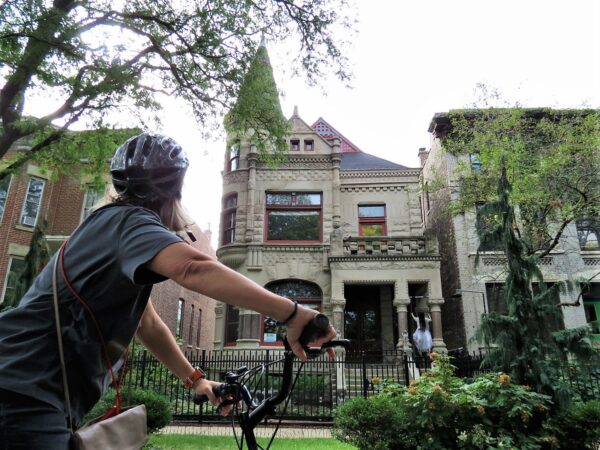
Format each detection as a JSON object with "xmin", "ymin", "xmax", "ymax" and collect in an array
[
  {"xmin": 146, "ymin": 242, "xmax": 336, "ymax": 360},
  {"xmin": 136, "ymin": 300, "xmax": 231, "ymax": 414}
]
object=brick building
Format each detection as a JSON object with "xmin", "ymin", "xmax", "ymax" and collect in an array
[{"xmin": 0, "ymin": 137, "xmax": 216, "ymax": 351}]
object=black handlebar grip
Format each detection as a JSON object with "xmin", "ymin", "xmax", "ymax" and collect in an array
[
  {"xmin": 298, "ymin": 313, "xmax": 329, "ymax": 347},
  {"xmin": 193, "ymin": 384, "xmax": 226, "ymax": 404}
]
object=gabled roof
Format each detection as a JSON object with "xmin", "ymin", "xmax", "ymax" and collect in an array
[
  {"xmin": 311, "ymin": 117, "xmax": 362, "ymax": 153},
  {"xmin": 340, "ymin": 152, "xmax": 409, "ymax": 170}
]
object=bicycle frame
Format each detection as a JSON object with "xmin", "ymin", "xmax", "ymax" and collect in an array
[{"xmin": 194, "ymin": 314, "xmax": 348, "ymax": 450}]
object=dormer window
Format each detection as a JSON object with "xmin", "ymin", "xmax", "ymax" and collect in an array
[
  {"xmin": 290, "ymin": 139, "xmax": 300, "ymax": 151},
  {"xmin": 304, "ymin": 140, "xmax": 314, "ymax": 151}
]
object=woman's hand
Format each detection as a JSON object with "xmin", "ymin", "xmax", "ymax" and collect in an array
[
  {"xmin": 193, "ymin": 378, "xmax": 233, "ymax": 417},
  {"xmin": 284, "ymin": 306, "xmax": 337, "ymax": 362}
]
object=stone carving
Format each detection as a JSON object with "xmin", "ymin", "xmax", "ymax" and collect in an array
[
  {"xmin": 257, "ymin": 170, "xmax": 332, "ymax": 181},
  {"xmin": 223, "ymin": 170, "xmax": 249, "ymax": 184}
]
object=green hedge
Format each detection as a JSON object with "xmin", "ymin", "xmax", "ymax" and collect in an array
[{"xmin": 84, "ymin": 387, "xmax": 172, "ymax": 433}]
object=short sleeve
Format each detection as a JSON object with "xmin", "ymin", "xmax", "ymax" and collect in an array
[{"xmin": 117, "ymin": 209, "xmax": 184, "ymax": 284}]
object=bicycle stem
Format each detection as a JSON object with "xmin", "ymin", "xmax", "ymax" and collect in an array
[{"xmin": 239, "ymin": 350, "xmax": 296, "ymax": 449}]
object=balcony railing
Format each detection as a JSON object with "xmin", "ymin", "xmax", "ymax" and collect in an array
[{"xmin": 342, "ymin": 236, "xmax": 428, "ymax": 256}]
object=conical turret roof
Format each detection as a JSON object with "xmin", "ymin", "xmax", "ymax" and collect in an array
[{"xmin": 226, "ymin": 42, "xmax": 287, "ymax": 136}]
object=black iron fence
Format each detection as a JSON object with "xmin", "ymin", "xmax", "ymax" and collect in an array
[{"xmin": 122, "ymin": 349, "xmax": 600, "ymax": 423}]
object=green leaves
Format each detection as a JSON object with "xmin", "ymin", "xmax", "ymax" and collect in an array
[{"xmin": 1, "ymin": 0, "xmax": 353, "ymax": 175}]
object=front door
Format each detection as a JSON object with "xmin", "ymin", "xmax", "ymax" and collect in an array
[{"xmin": 344, "ymin": 285, "xmax": 382, "ymax": 362}]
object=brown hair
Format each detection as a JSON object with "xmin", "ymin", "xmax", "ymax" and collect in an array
[{"xmin": 96, "ymin": 179, "xmax": 194, "ymax": 232}]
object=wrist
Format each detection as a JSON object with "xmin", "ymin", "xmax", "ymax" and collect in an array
[
  {"xmin": 276, "ymin": 300, "xmax": 298, "ymax": 326},
  {"xmin": 183, "ymin": 367, "xmax": 205, "ymax": 389}
]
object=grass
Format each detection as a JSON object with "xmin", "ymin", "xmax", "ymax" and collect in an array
[{"xmin": 145, "ymin": 434, "xmax": 357, "ymax": 449}]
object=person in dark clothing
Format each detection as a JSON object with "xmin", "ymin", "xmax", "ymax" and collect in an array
[{"xmin": 0, "ymin": 133, "xmax": 336, "ymax": 449}]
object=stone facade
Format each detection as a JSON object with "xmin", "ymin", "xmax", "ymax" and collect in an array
[
  {"xmin": 422, "ymin": 113, "xmax": 597, "ymax": 352},
  {"xmin": 215, "ymin": 111, "xmax": 446, "ymax": 355},
  {"xmin": 0, "ymin": 145, "xmax": 216, "ymax": 351}
]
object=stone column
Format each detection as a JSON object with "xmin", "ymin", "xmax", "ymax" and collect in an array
[
  {"xmin": 331, "ymin": 297, "xmax": 346, "ymax": 337},
  {"xmin": 213, "ymin": 303, "xmax": 225, "ymax": 349},
  {"xmin": 393, "ymin": 299, "xmax": 411, "ymax": 352},
  {"xmin": 245, "ymin": 147, "xmax": 258, "ymax": 242},
  {"xmin": 428, "ymin": 298, "xmax": 447, "ymax": 352},
  {"xmin": 236, "ymin": 308, "xmax": 261, "ymax": 348},
  {"xmin": 331, "ymin": 138, "xmax": 341, "ymax": 229}
]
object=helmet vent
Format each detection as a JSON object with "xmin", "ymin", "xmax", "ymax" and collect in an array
[{"xmin": 141, "ymin": 137, "xmax": 152, "ymax": 157}]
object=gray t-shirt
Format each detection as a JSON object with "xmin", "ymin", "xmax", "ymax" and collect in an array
[{"xmin": 0, "ymin": 204, "xmax": 183, "ymax": 423}]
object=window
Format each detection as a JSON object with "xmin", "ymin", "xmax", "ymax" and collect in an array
[
  {"xmin": 304, "ymin": 140, "xmax": 314, "ymax": 151},
  {"xmin": 196, "ymin": 308, "xmax": 203, "ymax": 347},
  {"xmin": 20, "ymin": 178, "xmax": 45, "ymax": 227},
  {"xmin": 228, "ymin": 142, "xmax": 240, "ymax": 172},
  {"xmin": 224, "ymin": 304, "xmax": 239, "ymax": 345},
  {"xmin": 485, "ymin": 283, "xmax": 507, "ymax": 314},
  {"xmin": 531, "ymin": 283, "xmax": 564, "ymax": 331},
  {"xmin": 81, "ymin": 185, "xmax": 104, "ymax": 221},
  {"xmin": 476, "ymin": 203, "xmax": 503, "ymax": 251},
  {"xmin": 265, "ymin": 192, "xmax": 322, "ymax": 242},
  {"xmin": 469, "ymin": 153, "xmax": 481, "ymax": 172},
  {"xmin": 0, "ymin": 176, "xmax": 11, "ymax": 222},
  {"xmin": 263, "ymin": 280, "xmax": 322, "ymax": 344},
  {"xmin": 2, "ymin": 257, "xmax": 25, "ymax": 306},
  {"xmin": 290, "ymin": 139, "xmax": 300, "ymax": 151},
  {"xmin": 358, "ymin": 205, "xmax": 386, "ymax": 236},
  {"xmin": 221, "ymin": 194, "xmax": 237, "ymax": 245},
  {"xmin": 176, "ymin": 298, "xmax": 184, "ymax": 338},
  {"xmin": 189, "ymin": 305, "xmax": 195, "ymax": 342},
  {"xmin": 583, "ymin": 283, "xmax": 600, "ymax": 335},
  {"xmin": 577, "ymin": 216, "xmax": 599, "ymax": 250}
]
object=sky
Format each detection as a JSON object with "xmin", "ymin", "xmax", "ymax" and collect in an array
[{"xmin": 112, "ymin": 1, "xmax": 600, "ymax": 246}]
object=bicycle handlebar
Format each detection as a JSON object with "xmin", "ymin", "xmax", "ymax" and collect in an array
[{"xmin": 193, "ymin": 314, "xmax": 346, "ymax": 406}]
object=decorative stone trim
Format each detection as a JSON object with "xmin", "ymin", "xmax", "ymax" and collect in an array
[
  {"xmin": 341, "ymin": 169, "xmax": 421, "ymax": 178},
  {"xmin": 481, "ymin": 256, "xmax": 553, "ymax": 266},
  {"xmin": 329, "ymin": 255, "xmax": 441, "ymax": 263},
  {"xmin": 223, "ymin": 170, "xmax": 249, "ymax": 184},
  {"xmin": 340, "ymin": 185, "xmax": 406, "ymax": 193},
  {"xmin": 583, "ymin": 258, "xmax": 600, "ymax": 266}
]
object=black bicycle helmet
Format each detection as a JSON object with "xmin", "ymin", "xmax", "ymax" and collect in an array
[{"xmin": 110, "ymin": 133, "xmax": 189, "ymax": 200}]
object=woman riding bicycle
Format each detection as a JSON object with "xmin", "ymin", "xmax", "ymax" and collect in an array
[{"xmin": 0, "ymin": 133, "xmax": 336, "ymax": 449}]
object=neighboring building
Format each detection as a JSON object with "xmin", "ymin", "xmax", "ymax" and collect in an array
[
  {"xmin": 151, "ymin": 224, "xmax": 217, "ymax": 352},
  {"xmin": 0, "ymin": 136, "xmax": 216, "ymax": 351},
  {"xmin": 214, "ymin": 44, "xmax": 446, "ymax": 357},
  {"xmin": 422, "ymin": 110, "xmax": 598, "ymax": 351}
]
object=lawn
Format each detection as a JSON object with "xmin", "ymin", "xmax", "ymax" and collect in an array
[{"xmin": 145, "ymin": 434, "xmax": 356, "ymax": 449}]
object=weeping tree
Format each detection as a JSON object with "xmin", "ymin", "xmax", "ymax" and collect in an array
[
  {"xmin": 0, "ymin": 219, "xmax": 50, "ymax": 310},
  {"xmin": 475, "ymin": 165, "xmax": 596, "ymax": 407}
]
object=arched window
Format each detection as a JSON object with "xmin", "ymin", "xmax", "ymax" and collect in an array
[{"xmin": 262, "ymin": 280, "xmax": 322, "ymax": 344}]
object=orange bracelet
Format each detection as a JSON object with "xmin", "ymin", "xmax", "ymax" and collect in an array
[{"xmin": 183, "ymin": 367, "xmax": 205, "ymax": 389}]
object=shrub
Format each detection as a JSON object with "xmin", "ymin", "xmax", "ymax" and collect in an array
[
  {"xmin": 333, "ymin": 395, "xmax": 414, "ymax": 450},
  {"xmin": 334, "ymin": 354, "xmax": 556, "ymax": 449},
  {"xmin": 84, "ymin": 387, "xmax": 172, "ymax": 433},
  {"xmin": 550, "ymin": 400, "xmax": 600, "ymax": 449}
]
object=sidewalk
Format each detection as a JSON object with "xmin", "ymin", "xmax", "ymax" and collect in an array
[{"xmin": 161, "ymin": 424, "xmax": 333, "ymax": 438}]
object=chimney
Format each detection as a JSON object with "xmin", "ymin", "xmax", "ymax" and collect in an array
[{"xmin": 418, "ymin": 147, "xmax": 429, "ymax": 167}]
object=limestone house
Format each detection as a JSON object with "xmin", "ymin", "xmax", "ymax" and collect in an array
[
  {"xmin": 422, "ymin": 111, "xmax": 599, "ymax": 352},
  {"xmin": 214, "ymin": 45, "xmax": 446, "ymax": 357}
]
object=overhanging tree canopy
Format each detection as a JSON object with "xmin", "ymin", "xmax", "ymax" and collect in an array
[
  {"xmin": 431, "ymin": 108, "xmax": 600, "ymax": 257},
  {"xmin": 0, "ymin": 0, "xmax": 352, "ymax": 175}
]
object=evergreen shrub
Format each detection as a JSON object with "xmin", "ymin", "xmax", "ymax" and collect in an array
[{"xmin": 84, "ymin": 387, "xmax": 172, "ymax": 433}]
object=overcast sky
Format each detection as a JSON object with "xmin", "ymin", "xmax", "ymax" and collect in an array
[{"xmin": 150, "ymin": 1, "xmax": 600, "ymax": 244}]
